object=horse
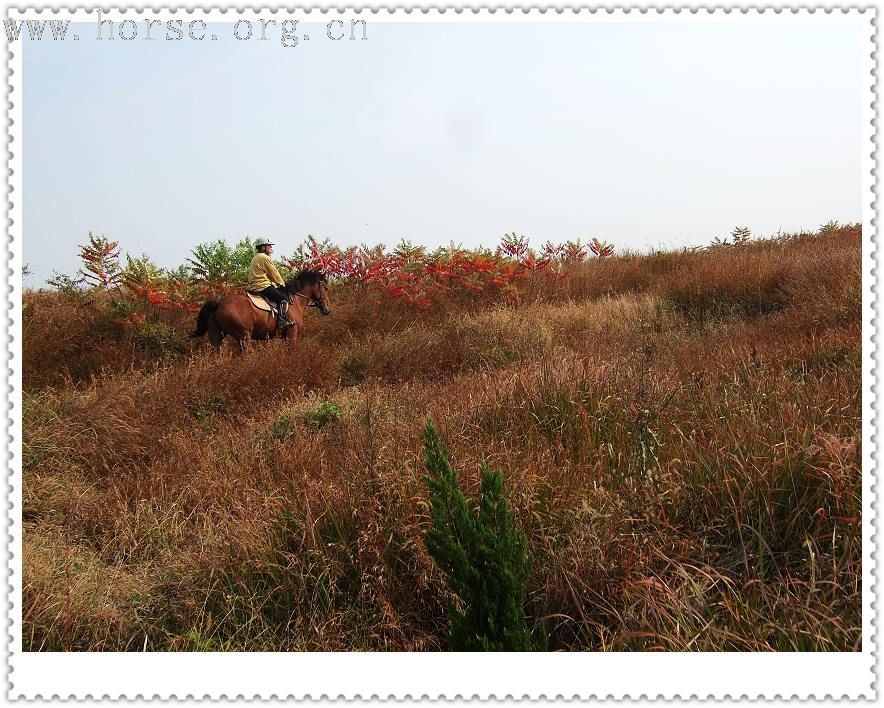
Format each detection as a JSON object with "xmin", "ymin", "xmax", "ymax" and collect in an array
[{"xmin": 190, "ymin": 270, "xmax": 331, "ymax": 352}]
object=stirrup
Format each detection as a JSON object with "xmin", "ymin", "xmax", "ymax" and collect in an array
[{"xmin": 277, "ymin": 313, "xmax": 292, "ymax": 330}]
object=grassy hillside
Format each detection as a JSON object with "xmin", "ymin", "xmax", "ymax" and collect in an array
[{"xmin": 21, "ymin": 225, "xmax": 862, "ymax": 650}]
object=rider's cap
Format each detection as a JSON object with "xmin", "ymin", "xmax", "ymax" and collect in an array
[{"xmin": 255, "ymin": 236, "xmax": 275, "ymax": 249}]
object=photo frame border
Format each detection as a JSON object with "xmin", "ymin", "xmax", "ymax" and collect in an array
[{"xmin": 4, "ymin": 5, "xmax": 877, "ymax": 700}]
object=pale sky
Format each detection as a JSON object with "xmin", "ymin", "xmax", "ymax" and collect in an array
[{"xmin": 22, "ymin": 17, "xmax": 866, "ymax": 286}]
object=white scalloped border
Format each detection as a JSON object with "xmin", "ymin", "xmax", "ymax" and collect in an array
[{"xmin": 4, "ymin": 5, "xmax": 877, "ymax": 700}]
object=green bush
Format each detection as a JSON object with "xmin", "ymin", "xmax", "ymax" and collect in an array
[
  {"xmin": 422, "ymin": 418, "xmax": 540, "ymax": 651},
  {"xmin": 299, "ymin": 400, "xmax": 342, "ymax": 429},
  {"xmin": 269, "ymin": 415, "xmax": 296, "ymax": 441},
  {"xmin": 187, "ymin": 237, "xmax": 257, "ymax": 288},
  {"xmin": 133, "ymin": 321, "xmax": 187, "ymax": 357}
]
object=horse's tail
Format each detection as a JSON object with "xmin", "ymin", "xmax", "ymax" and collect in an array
[{"xmin": 190, "ymin": 301, "xmax": 219, "ymax": 338}]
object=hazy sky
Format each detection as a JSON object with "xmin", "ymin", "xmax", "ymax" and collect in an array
[{"xmin": 22, "ymin": 17, "xmax": 866, "ymax": 285}]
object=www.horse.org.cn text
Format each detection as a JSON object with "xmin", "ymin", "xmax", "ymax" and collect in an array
[{"xmin": 4, "ymin": 13, "xmax": 368, "ymax": 48}]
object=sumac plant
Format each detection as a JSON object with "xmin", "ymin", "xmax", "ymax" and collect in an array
[
  {"xmin": 78, "ymin": 232, "xmax": 123, "ymax": 291},
  {"xmin": 60, "ymin": 231, "xmax": 620, "ymax": 315},
  {"xmin": 588, "ymin": 237, "xmax": 615, "ymax": 258}
]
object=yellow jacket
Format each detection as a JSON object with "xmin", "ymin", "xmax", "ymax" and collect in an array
[{"xmin": 247, "ymin": 253, "xmax": 285, "ymax": 291}]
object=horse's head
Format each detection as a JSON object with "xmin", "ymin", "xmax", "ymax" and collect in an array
[{"xmin": 287, "ymin": 270, "xmax": 332, "ymax": 316}]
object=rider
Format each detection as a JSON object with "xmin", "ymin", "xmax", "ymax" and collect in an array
[{"xmin": 248, "ymin": 237, "xmax": 290, "ymax": 330}]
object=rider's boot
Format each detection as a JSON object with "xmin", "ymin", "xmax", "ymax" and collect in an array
[{"xmin": 277, "ymin": 301, "xmax": 291, "ymax": 331}]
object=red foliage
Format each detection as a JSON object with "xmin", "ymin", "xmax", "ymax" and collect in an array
[
  {"xmin": 286, "ymin": 231, "xmax": 601, "ymax": 307},
  {"xmin": 589, "ymin": 237, "xmax": 615, "ymax": 258},
  {"xmin": 68, "ymin": 231, "xmax": 619, "ymax": 315}
]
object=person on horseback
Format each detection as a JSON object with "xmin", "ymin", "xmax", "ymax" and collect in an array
[{"xmin": 248, "ymin": 237, "xmax": 291, "ymax": 331}]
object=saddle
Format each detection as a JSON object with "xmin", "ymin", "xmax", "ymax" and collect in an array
[{"xmin": 246, "ymin": 291, "xmax": 278, "ymax": 316}]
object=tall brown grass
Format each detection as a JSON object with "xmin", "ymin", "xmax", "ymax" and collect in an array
[{"xmin": 22, "ymin": 225, "xmax": 862, "ymax": 650}]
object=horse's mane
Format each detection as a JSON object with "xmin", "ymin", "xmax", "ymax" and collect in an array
[{"xmin": 285, "ymin": 269, "xmax": 326, "ymax": 292}]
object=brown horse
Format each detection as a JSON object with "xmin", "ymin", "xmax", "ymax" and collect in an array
[{"xmin": 190, "ymin": 270, "xmax": 331, "ymax": 352}]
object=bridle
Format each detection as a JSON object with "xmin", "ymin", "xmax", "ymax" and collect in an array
[{"xmin": 287, "ymin": 289, "xmax": 324, "ymax": 309}]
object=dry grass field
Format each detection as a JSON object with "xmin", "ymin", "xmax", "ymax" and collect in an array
[{"xmin": 21, "ymin": 225, "xmax": 862, "ymax": 651}]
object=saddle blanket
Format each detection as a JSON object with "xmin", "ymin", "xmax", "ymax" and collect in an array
[{"xmin": 246, "ymin": 291, "xmax": 277, "ymax": 314}]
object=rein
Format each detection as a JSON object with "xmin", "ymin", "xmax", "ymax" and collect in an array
[{"xmin": 288, "ymin": 290, "xmax": 319, "ymax": 307}]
